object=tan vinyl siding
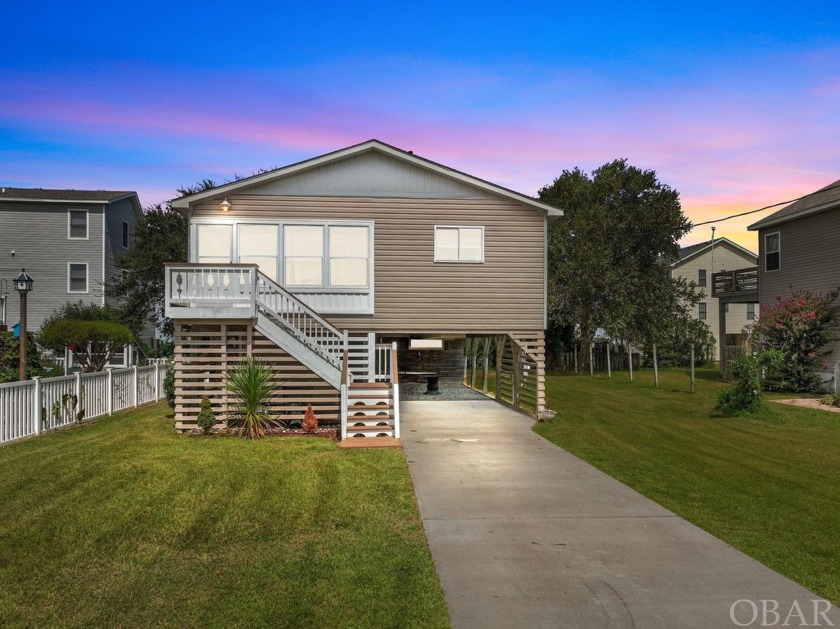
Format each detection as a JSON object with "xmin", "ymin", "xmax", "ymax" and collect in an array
[
  {"xmin": 758, "ymin": 208, "xmax": 840, "ymax": 374},
  {"xmin": 192, "ymin": 195, "xmax": 546, "ymax": 334},
  {"xmin": 671, "ymin": 243, "xmax": 758, "ymax": 360}
]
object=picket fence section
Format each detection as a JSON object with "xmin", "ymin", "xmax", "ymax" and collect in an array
[{"xmin": 0, "ymin": 364, "xmax": 169, "ymax": 445}]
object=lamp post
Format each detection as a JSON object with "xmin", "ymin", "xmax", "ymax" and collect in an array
[{"xmin": 14, "ymin": 269, "xmax": 34, "ymax": 381}]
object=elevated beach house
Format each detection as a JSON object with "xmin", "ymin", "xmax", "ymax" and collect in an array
[{"xmin": 166, "ymin": 140, "xmax": 561, "ymax": 440}]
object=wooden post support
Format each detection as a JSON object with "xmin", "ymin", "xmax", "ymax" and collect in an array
[
  {"xmin": 606, "ymin": 342, "xmax": 612, "ymax": 378},
  {"xmin": 482, "ymin": 337, "xmax": 490, "ymax": 394},
  {"xmin": 495, "ymin": 336, "xmax": 504, "ymax": 401},
  {"xmin": 628, "ymin": 344, "xmax": 634, "ymax": 382},
  {"xmin": 718, "ymin": 300, "xmax": 727, "ymax": 377},
  {"xmin": 513, "ymin": 343, "xmax": 522, "ymax": 408},
  {"xmin": 653, "ymin": 343, "xmax": 659, "ymax": 387},
  {"xmin": 690, "ymin": 347, "xmax": 696, "ymax": 394}
]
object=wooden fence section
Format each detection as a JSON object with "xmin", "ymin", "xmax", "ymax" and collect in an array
[
  {"xmin": 1, "ymin": 365, "xmax": 167, "ymax": 445},
  {"xmin": 463, "ymin": 332, "xmax": 546, "ymax": 417},
  {"xmin": 174, "ymin": 320, "xmax": 340, "ymax": 431}
]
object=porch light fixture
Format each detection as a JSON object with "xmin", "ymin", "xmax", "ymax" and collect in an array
[{"xmin": 220, "ymin": 198, "xmax": 231, "ymax": 213}]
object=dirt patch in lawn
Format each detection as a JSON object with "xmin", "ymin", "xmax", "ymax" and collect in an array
[{"xmin": 773, "ymin": 398, "xmax": 840, "ymax": 413}]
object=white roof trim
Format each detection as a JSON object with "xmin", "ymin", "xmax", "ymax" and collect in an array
[
  {"xmin": 170, "ymin": 140, "xmax": 563, "ymax": 216},
  {"xmin": 671, "ymin": 237, "xmax": 757, "ymax": 267}
]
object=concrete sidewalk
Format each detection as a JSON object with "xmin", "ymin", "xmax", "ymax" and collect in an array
[{"xmin": 402, "ymin": 400, "xmax": 839, "ymax": 629}]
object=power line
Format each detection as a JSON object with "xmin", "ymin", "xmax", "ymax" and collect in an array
[{"xmin": 691, "ymin": 180, "xmax": 840, "ymax": 228}]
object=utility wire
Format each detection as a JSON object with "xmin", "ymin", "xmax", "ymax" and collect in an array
[{"xmin": 691, "ymin": 180, "xmax": 840, "ymax": 227}]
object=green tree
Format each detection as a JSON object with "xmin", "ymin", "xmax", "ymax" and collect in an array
[
  {"xmin": 40, "ymin": 320, "xmax": 133, "ymax": 372},
  {"xmin": 106, "ymin": 204, "xmax": 188, "ymax": 337},
  {"xmin": 539, "ymin": 160, "xmax": 695, "ymax": 366},
  {"xmin": 0, "ymin": 331, "xmax": 44, "ymax": 382}
]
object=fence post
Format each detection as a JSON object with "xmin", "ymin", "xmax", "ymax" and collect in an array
[
  {"xmin": 32, "ymin": 376, "xmax": 42, "ymax": 436},
  {"xmin": 75, "ymin": 372, "xmax": 82, "ymax": 412},
  {"xmin": 107, "ymin": 368, "xmax": 114, "ymax": 415},
  {"xmin": 154, "ymin": 363, "xmax": 160, "ymax": 400},
  {"xmin": 133, "ymin": 365, "xmax": 139, "ymax": 407}
]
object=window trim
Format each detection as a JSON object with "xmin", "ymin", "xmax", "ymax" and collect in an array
[
  {"xmin": 122, "ymin": 221, "xmax": 130, "ymax": 249},
  {"xmin": 68, "ymin": 209, "xmax": 89, "ymax": 240},
  {"xmin": 68, "ymin": 262, "xmax": 89, "ymax": 294},
  {"xmin": 765, "ymin": 231, "xmax": 781, "ymax": 272},
  {"xmin": 433, "ymin": 225, "xmax": 485, "ymax": 263}
]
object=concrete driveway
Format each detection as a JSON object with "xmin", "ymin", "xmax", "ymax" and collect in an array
[{"xmin": 402, "ymin": 400, "xmax": 839, "ymax": 629}]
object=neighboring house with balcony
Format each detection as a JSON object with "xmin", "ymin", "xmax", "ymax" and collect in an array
[
  {"xmin": 670, "ymin": 237, "xmax": 758, "ymax": 361},
  {"xmin": 748, "ymin": 176, "xmax": 840, "ymax": 384},
  {"xmin": 165, "ymin": 139, "xmax": 561, "ymax": 442},
  {"xmin": 0, "ymin": 187, "xmax": 147, "ymax": 366}
]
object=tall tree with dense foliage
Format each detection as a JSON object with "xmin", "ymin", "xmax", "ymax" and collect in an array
[
  {"xmin": 539, "ymin": 160, "xmax": 695, "ymax": 365},
  {"xmin": 753, "ymin": 288, "xmax": 840, "ymax": 392},
  {"xmin": 106, "ymin": 204, "xmax": 188, "ymax": 337}
]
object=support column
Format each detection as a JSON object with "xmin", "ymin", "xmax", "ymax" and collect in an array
[
  {"xmin": 495, "ymin": 336, "xmax": 505, "ymax": 402},
  {"xmin": 718, "ymin": 300, "xmax": 727, "ymax": 377},
  {"xmin": 482, "ymin": 337, "xmax": 490, "ymax": 394}
]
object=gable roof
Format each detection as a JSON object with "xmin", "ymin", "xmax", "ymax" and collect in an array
[
  {"xmin": 670, "ymin": 236, "xmax": 757, "ymax": 267},
  {"xmin": 0, "ymin": 187, "xmax": 136, "ymax": 204},
  {"xmin": 748, "ymin": 176, "xmax": 840, "ymax": 231},
  {"xmin": 170, "ymin": 139, "xmax": 563, "ymax": 217}
]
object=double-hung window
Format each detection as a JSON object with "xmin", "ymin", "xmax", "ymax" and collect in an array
[
  {"xmin": 698, "ymin": 269, "xmax": 707, "ymax": 287},
  {"xmin": 765, "ymin": 232, "xmax": 780, "ymax": 271},
  {"xmin": 329, "ymin": 226, "xmax": 369, "ymax": 287},
  {"xmin": 68, "ymin": 210, "xmax": 88, "ymax": 239},
  {"xmin": 434, "ymin": 226, "xmax": 484, "ymax": 262},
  {"xmin": 284, "ymin": 225, "xmax": 324, "ymax": 286},
  {"xmin": 68, "ymin": 263, "xmax": 88, "ymax": 293},
  {"xmin": 747, "ymin": 303, "xmax": 756, "ymax": 320},
  {"xmin": 699, "ymin": 302, "xmax": 707, "ymax": 321}
]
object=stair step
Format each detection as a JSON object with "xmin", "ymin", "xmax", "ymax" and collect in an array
[
  {"xmin": 349, "ymin": 403, "xmax": 393, "ymax": 410},
  {"xmin": 339, "ymin": 436, "xmax": 401, "ymax": 449},
  {"xmin": 347, "ymin": 421, "xmax": 394, "ymax": 429},
  {"xmin": 350, "ymin": 382, "xmax": 391, "ymax": 389}
]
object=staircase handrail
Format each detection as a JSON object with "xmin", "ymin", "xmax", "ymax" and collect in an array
[{"xmin": 255, "ymin": 271, "xmax": 343, "ymax": 338}]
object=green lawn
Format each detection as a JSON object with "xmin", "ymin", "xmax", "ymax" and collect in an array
[
  {"xmin": 0, "ymin": 403, "xmax": 449, "ymax": 629},
  {"xmin": 535, "ymin": 368, "xmax": 840, "ymax": 605}
]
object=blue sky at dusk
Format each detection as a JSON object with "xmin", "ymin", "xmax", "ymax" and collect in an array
[{"xmin": 2, "ymin": 1, "xmax": 838, "ymax": 248}]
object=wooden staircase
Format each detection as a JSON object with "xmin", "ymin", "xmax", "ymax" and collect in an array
[{"xmin": 339, "ymin": 343, "xmax": 401, "ymax": 447}]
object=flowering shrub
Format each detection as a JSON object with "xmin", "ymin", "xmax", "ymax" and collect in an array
[
  {"xmin": 717, "ymin": 349, "xmax": 784, "ymax": 414},
  {"xmin": 753, "ymin": 288, "xmax": 840, "ymax": 392}
]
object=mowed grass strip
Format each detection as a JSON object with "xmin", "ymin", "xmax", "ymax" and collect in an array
[
  {"xmin": 534, "ymin": 368, "xmax": 840, "ymax": 605},
  {"xmin": 0, "ymin": 403, "xmax": 450, "ymax": 629}
]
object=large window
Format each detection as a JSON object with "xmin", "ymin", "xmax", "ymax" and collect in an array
[
  {"xmin": 434, "ymin": 226, "xmax": 484, "ymax": 262},
  {"xmin": 765, "ymin": 232, "xmax": 780, "ymax": 271},
  {"xmin": 196, "ymin": 224, "xmax": 232, "ymax": 264},
  {"xmin": 68, "ymin": 210, "xmax": 88, "ymax": 239},
  {"xmin": 239, "ymin": 224, "xmax": 279, "ymax": 281},
  {"xmin": 285, "ymin": 225, "xmax": 324, "ymax": 286},
  {"xmin": 68, "ymin": 263, "xmax": 88, "ymax": 293},
  {"xmin": 329, "ymin": 226, "xmax": 369, "ymax": 287},
  {"xmin": 698, "ymin": 269, "xmax": 707, "ymax": 287}
]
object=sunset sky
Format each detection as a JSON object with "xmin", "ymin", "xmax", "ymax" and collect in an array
[{"xmin": 2, "ymin": 2, "xmax": 838, "ymax": 250}]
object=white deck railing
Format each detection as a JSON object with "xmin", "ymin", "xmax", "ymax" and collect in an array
[{"xmin": 0, "ymin": 364, "xmax": 169, "ymax": 445}]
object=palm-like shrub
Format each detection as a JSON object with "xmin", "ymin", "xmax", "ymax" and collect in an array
[{"xmin": 226, "ymin": 358, "xmax": 277, "ymax": 439}]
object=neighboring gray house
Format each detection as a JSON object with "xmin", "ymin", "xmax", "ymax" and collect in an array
[
  {"xmin": 0, "ymin": 188, "xmax": 143, "ymax": 341},
  {"xmin": 670, "ymin": 237, "xmax": 758, "ymax": 360},
  {"xmin": 748, "ymin": 176, "xmax": 840, "ymax": 383}
]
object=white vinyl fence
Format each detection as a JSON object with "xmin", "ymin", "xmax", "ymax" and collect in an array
[{"xmin": 0, "ymin": 364, "xmax": 168, "ymax": 445}]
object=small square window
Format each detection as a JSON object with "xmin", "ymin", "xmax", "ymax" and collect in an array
[
  {"xmin": 68, "ymin": 263, "xmax": 88, "ymax": 293},
  {"xmin": 122, "ymin": 221, "xmax": 130, "ymax": 248},
  {"xmin": 699, "ymin": 302, "xmax": 707, "ymax": 320},
  {"xmin": 434, "ymin": 226, "xmax": 484, "ymax": 262},
  {"xmin": 69, "ymin": 210, "xmax": 88, "ymax": 239},
  {"xmin": 765, "ymin": 232, "xmax": 780, "ymax": 272}
]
